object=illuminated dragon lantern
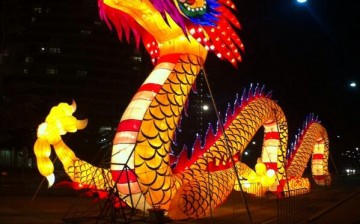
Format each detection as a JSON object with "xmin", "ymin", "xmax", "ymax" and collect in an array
[{"xmin": 33, "ymin": 0, "xmax": 331, "ymax": 220}]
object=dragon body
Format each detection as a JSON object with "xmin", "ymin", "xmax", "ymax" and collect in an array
[{"xmin": 33, "ymin": 0, "xmax": 331, "ymax": 220}]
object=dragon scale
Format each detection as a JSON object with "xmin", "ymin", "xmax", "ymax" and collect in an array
[
  {"xmin": 133, "ymin": 51, "xmax": 289, "ymax": 217},
  {"xmin": 286, "ymin": 121, "xmax": 331, "ymax": 186}
]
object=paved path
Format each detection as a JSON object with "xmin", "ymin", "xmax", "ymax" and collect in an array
[
  {"xmin": 0, "ymin": 176, "xmax": 359, "ymax": 224},
  {"xmin": 309, "ymin": 189, "xmax": 360, "ymax": 224}
]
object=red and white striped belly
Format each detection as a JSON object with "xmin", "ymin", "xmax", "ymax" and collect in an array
[{"xmin": 110, "ymin": 60, "xmax": 177, "ymax": 194}]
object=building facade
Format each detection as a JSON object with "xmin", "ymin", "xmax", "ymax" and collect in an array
[{"xmin": 0, "ymin": 0, "xmax": 149, "ymax": 180}]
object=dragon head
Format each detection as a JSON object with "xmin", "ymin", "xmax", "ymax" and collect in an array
[{"xmin": 99, "ymin": 0, "xmax": 243, "ymax": 65}]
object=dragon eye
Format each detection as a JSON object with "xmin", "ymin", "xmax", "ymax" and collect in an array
[{"xmin": 177, "ymin": 0, "xmax": 207, "ymax": 18}]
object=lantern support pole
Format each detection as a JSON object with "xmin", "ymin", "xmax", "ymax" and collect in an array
[
  {"xmin": 272, "ymin": 108, "xmax": 291, "ymax": 196},
  {"xmin": 61, "ymin": 133, "xmax": 146, "ymax": 223},
  {"xmin": 202, "ymin": 68, "xmax": 253, "ymax": 224}
]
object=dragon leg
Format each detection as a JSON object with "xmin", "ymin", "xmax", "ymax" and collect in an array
[{"xmin": 34, "ymin": 101, "xmax": 115, "ymax": 192}]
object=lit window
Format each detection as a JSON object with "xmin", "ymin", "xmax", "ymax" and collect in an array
[
  {"xmin": 94, "ymin": 21, "xmax": 102, "ymax": 26},
  {"xmin": 49, "ymin": 48, "xmax": 61, "ymax": 53},
  {"xmin": 27, "ymin": 157, "xmax": 34, "ymax": 168},
  {"xmin": 46, "ymin": 68, "xmax": 58, "ymax": 75},
  {"xmin": 33, "ymin": 7, "xmax": 42, "ymax": 14},
  {"xmin": 132, "ymin": 56, "xmax": 142, "ymax": 62},
  {"xmin": 80, "ymin": 30, "xmax": 92, "ymax": 35},
  {"xmin": 0, "ymin": 149, "xmax": 12, "ymax": 166},
  {"xmin": 76, "ymin": 70, "xmax": 88, "ymax": 77}
]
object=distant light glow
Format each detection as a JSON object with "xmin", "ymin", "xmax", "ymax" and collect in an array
[
  {"xmin": 242, "ymin": 181, "xmax": 251, "ymax": 189},
  {"xmin": 244, "ymin": 151, "xmax": 249, "ymax": 156},
  {"xmin": 202, "ymin": 105, "xmax": 209, "ymax": 111},
  {"xmin": 350, "ymin": 82, "xmax": 357, "ymax": 87},
  {"xmin": 266, "ymin": 169, "xmax": 275, "ymax": 178},
  {"xmin": 345, "ymin": 169, "xmax": 356, "ymax": 175},
  {"xmin": 297, "ymin": 0, "xmax": 307, "ymax": 3}
]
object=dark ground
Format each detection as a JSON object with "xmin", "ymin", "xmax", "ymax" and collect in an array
[{"xmin": 0, "ymin": 175, "xmax": 359, "ymax": 224}]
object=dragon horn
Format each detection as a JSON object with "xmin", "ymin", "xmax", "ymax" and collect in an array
[{"xmin": 71, "ymin": 100, "xmax": 77, "ymax": 112}]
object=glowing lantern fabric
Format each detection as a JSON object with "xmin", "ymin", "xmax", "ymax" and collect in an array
[
  {"xmin": 33, "ymin": 0, "xmax": 332, "ymax": 221},
  {"xmin": 34, "ymin": 101, "xmax": 115, "ymax": 193},
  {"xmin": 286, "ymin": 118, "xmax": 331, "ymax": 186},
  {"xmin": 282, "ymin": 178, "xmax": 311, "ymax": 196}
]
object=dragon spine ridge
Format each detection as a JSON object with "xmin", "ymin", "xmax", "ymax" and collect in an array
[
  {"xmin": 173, "ymin": 83, "xmax": 272, "ymax": 173},
  {"xmin": 287, "ymin": 113, "xmax": 321, "ymax": 161}
]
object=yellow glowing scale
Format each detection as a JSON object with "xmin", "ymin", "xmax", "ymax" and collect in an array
[{"xmin": 34, "ymin": 0, "xmax": 331, "ymax": 220}]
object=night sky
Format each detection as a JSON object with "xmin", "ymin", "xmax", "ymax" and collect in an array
[{"xmin": 202, "ymin": 0, "xmax": 359, "ymax": 150}]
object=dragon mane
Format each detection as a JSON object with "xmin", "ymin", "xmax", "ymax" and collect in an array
[{"xmin": 98, "ymin": 0, "xmax": 244, "ymax": 66}]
